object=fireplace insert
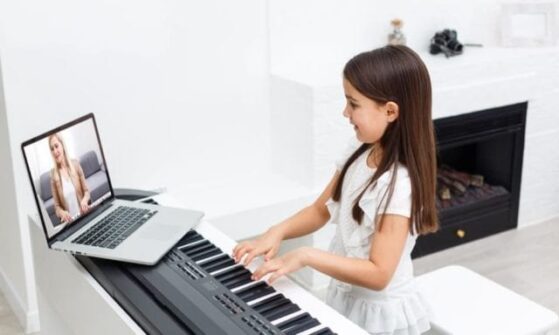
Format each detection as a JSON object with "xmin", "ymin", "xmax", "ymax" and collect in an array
[{"xmin": 412, "ymin": 102, "xmax": 527, "ymax": 258}]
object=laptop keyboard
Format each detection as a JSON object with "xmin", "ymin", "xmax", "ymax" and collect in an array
[{"xmin": 72, "ymin": 206, "xmax": 158, "ymax": 249}]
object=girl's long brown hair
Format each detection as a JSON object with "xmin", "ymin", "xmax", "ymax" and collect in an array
[{"xmin": 333, "ymin": 45, "xmax": 438, "ymax": 235}]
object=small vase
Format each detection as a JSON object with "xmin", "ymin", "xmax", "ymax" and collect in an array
[{"xmin": 388, "ymin": 18, "xmax": 406, "ymax": 46}]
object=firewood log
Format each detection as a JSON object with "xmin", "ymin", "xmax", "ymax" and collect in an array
[
  {"xmin": 437, "ymin": 174, "xmax": 467, "ymax": 195},
  {"xmin": 437, "ymin": 184, "xmax": 452, "ymax": 200},
  {"xmin": 439, "ymin": 166, "xmax": 472, "ymax": 186},
  {"xmin": 440, "ymin": 165, "xmax": 485, "ymax": 187},
  {"xmin": 470, "ymin": 174, "xmax": 484, "ymax": 187}
]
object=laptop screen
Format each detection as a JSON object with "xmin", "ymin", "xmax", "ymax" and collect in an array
[{"xmin": 22, "ymin": 114, "xmax": 114, "ymax": 240}]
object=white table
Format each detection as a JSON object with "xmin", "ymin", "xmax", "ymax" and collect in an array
[
  {"xmin": 416, "ymin": 265, "xmax": 559, "ymax": 335},
  {"xmin": 29, "ymin": 214, "xmax": 145, "ymax": 335}
]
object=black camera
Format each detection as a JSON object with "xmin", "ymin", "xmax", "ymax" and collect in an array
[{"xmin": 430, "ymin": 29, "xmax": 463, "ymax": 57}]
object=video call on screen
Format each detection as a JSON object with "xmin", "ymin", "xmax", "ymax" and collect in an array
[{"xmin": 24, "ymin": 118, "xmax": 111, "ymax": 238}]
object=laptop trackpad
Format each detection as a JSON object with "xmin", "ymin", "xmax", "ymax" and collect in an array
[{"xmin": 138, "ymin": 224, "xmax": 181, "ymax": 241}]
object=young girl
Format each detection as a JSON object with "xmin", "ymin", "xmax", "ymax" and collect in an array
[{"xmin": 233, "ymin": 45, "xmax": 437, "ymax": 335}]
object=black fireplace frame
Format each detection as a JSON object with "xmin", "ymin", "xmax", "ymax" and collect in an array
[{"xmin": 412, "ymin": 102, "xmax": 527, "ymax": 258}]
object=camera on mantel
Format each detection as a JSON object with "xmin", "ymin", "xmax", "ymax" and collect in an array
[{"xmin": 430, "ymin": 29, "xmax": 463, "ymax": 57}]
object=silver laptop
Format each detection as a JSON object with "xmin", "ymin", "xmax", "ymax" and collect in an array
[{"xmin": 22, "ymin": 113, "xmax": 204, "ymax": 265}]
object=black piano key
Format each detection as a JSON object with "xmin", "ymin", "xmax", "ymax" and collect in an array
[
  {"xmin": 190, "ymin": 248, "xmax": 221, "ymax": 262},
  {"xmin": 186, "ymin": 244, "xmax": 217, "ymax": 257},
  {"xmin": 203, "ymin": 258, "xmax": 236, "ymax": 274},
  {"xmin": 213, "ymin": 264, "xmax": 245, "ymax": 279},
  {"xmin": 309, "ymin": 328, "xmax": 335, "ymax": 335},
  {"xmin": 178, "ymin": 231, "xmax": 203, "ymax": 245},
  {"xmin": 221, "ymin": 271, "xmax": 253, "ymax": 289},
  {"xmin": 235, "ymin": 281, "xmax": 276, "ymax": 303},
  {"xmin": 262, "ymin": 302, "xmax": 300, "ymax": 321},
  {"xmin": 185, "ymin": 244, "xmax": 215, "ymax": 258},
  {"xmin": 198, "ymin": 254, "xmax": 228, "ymax": 267},
  {"xmin": 222, "ymin": 272, "xmax": 253, "ymax": 289},
  {"xmin": 182, "ymin": 241, "xmax": 212, "ymax": 255},
  {"xmin": 276, "ymin": 312, "xmax": 312, "ymax": 331},
  {"xmin": 284, "ymin": 316, "xmax": 320, "ymax": 335},
  {"xmin": 259, "ymin": 299, "xmax": 290, "ymax": 318},
  {"xmin": 215, "ymin": 267, "xmax": 251, "ymax": 284},
  {"xmin": 183, "ymin": 230, "xmax": 200, "ymax": 238},
  {"xmin": 251, "ymin": 293, "xmax": 286, "ymax": 313}
]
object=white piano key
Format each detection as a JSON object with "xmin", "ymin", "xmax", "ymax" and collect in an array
[
  {"xmin": 194, "ymin": 252, "xmax": 224, "ymax": 264},
  {"xmin": 270, "ymin": 309, "xmax": 306, "ymax": 326},
  {"xmin": 209, "ymin": 263, "xmax": 243, "ymax": 276},
  {"xmin": 246, "ymin": 292, "xmax": 281, "ymax": 306},
  {"xmin": 194, "ymin": 221, "xmax": 368, "ymax": 335},
  {"xmin": 297, "ymin": 325, "xmax": 328, "ymax": 335},
  {"xmin": 177, "ymin": 239, "xmax": 205, "ymax": 250},
  {"xmin": 230, "ymin": 279, "xmax": 266, "ymax": 293}
]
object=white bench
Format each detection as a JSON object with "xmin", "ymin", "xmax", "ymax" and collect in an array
[{"xmin": 416, "ymin": 265, "xmax": 559, "ymax": 335}]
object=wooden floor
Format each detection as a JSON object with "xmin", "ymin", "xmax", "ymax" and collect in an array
[
  {"xmin": 413, "ymin": 216, "xmax": 559, "ymax": 324},
  {"xmin": 1, "ymin": 217, "xmax": 558, "ymax": 334}
]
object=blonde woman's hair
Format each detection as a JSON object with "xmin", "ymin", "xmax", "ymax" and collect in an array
[{"xmin": 48, "ymin": 133, "xmax": 76, "ymax": 180}]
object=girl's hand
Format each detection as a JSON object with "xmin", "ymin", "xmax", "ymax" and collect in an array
[
  {"xmin": 232, "ymin": 227, "xmax": 284, "ymax": 266},
  {"xmin": 251, "ymin": 247, "xmax": 310, "ymax": 284}
]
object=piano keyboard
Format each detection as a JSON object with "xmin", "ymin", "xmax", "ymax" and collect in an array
[{"xmin": 123, "ymin": 221, "xmax": 368, "ymax": 335}]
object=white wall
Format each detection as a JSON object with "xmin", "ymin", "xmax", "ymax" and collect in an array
[
  {"xmin": 0, "ymin": 56, "xmax": 39, "ymax": 332},
  {"xmin": 0, "ymin": 0, "xmax": 269, "ymax": 331},
  {"xmin": 269, "ymin": 0, "xmax": 557, "ymax": 73}
]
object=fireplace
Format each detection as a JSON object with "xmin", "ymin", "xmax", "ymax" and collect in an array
[{"xmin": 412, "ymin": 102, "xmax": 527, "ymax": 258}]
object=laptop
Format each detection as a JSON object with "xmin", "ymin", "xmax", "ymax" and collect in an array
[{"xmin": 22, "ymin": 113, "xmax": 204, "ymax": 265}]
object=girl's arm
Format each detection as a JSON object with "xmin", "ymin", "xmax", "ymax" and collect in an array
[
  {"xmin": 252, "ymin": 214, "xmax": 410, "ymax": 291},
  {"xmin": 233, "ymin": 171, "xmax": 340, "ymax": 265}
]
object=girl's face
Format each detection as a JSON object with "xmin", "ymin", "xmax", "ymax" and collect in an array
[
  {"xmin": 343, "ymin": 79, "xmax": 396, "ymax": 144},
  {"xmin": 49, "ymin": 136, "xmax": 65, "ymax": 165}
]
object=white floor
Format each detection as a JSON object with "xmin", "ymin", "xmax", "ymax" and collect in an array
[
  {"xmin": 0, "ymin": 291, "xmax": 24, "ymax": 335},
  {"xmin": 413, "ymin": 216, "xmax": 559, "ymax": 319}
]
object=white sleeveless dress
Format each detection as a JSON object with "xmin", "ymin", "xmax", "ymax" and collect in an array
[
  {"xmin": 61, "ymin": 174, "xmax": 80, "ymax": 219},
  {"xmin": 324, "ymin": 138, "xmax": 431, "ymax": 335}
]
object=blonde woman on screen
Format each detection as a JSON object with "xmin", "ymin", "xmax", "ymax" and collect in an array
[{"xmin": 49, "ymin": 133, "xmax": 91, "ymax": 224}]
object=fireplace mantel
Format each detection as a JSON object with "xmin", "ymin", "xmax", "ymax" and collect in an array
[{"xmin": 271, "ymin": 47, "xmax": 557, "ymax": 119}]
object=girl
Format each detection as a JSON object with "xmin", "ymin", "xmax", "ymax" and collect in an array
[{"xmin": 233, "ymin": 45, "xmax": 437, "ymax": 335}]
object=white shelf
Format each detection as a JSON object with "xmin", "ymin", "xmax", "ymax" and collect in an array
[
  {"xmin": 172, "ymin": 171, "xmax": 315, "ymax": 218},
  {"xmin": 271, "ymin": 46, "xmax": 559, "ymax": 88}
]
